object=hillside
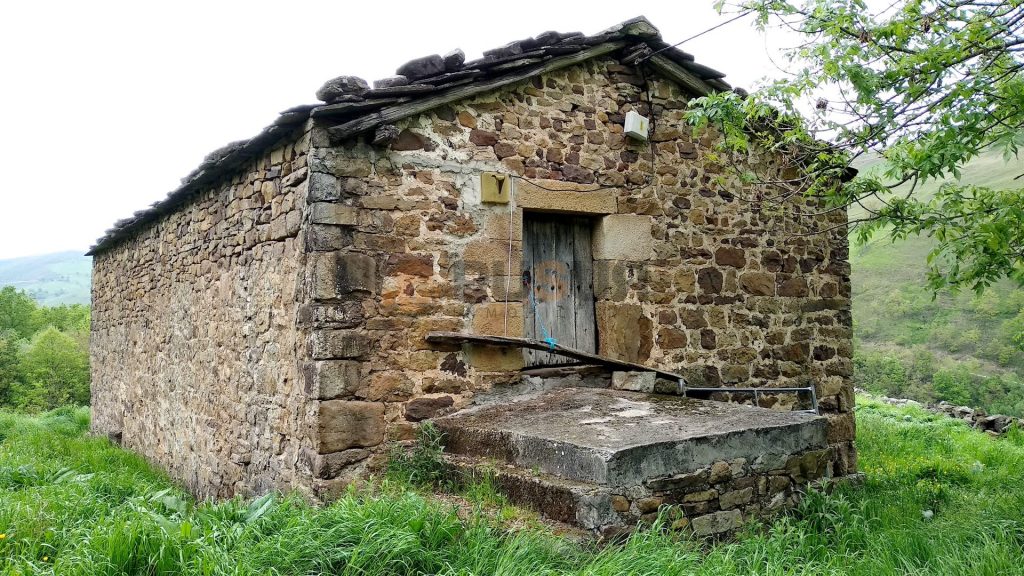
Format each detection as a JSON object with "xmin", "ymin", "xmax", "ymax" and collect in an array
[
  {"xmin": 2, "ymin": 400, "xmax": 1023, "ymax": 574},
  {"xmin": 0, "ymin": 251, "xmax": 91, "ymax": 306},
  {"xmin": 849, "ymin": 149, "xmax": 1024, "ymax": 415}
]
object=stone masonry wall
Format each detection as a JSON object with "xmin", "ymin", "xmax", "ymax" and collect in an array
[
  {"xmin": 302, "ymin": 54, "xmax": 856, "ymax": 495},
  {"xmin": 91, "ymin": 125, "xmax": 316, "ymax": 498},
  {"xmin": 469, "ymin": 443, "xmax": 833, "ymax": 538}
]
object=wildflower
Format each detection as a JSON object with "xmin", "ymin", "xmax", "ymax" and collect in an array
[
  {"xmin": 42, "ymin": 556, "xmax": 48, "ymax": 562},
  {"xmin": 0, "ymin": 534, "xmax": 5, "ymax": 539}
]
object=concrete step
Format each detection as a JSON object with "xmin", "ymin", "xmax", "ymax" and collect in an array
[
  {"xmin": 442, "ymin": 453, "xmax": 621, "ymax": 531},
  {"xmin": 434, "ymin": 387, "xmax": 827, "ymax": 488}
]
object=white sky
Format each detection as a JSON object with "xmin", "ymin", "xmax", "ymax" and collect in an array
[{"xmin": 0, "ymin": 1, "xmax": 789, "ymax": 259}]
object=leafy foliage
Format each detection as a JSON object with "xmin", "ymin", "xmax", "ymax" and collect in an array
[
  {"xmin": 931, "ymin": 366, "xmax": 973, "ymax": 406},
  {"xmin": 690, "ymin": 0, "xmax": 1024, "ymax": 291},
  {"xmin": 0, "ymin": 333, "xmax": 18, "ymax": 406},
  {"xmin": 849, "ymin": 153, "xmax": 1024, "ymax": 415},
  {"xmin": 0, "ymin": 285, "xmax": 90, "ymax": 412},
  {"xmin": 0, "ymin": 287, "xmax": 39, "ymax": 341},
  {"xmin": 31, "ymin": 303, "xmax": 90, "ymax": 335},
  {"xmin": 855, "ymin": 345, "xmax": 1024, "ymax": 416},
  {"xmin": 11, "ymin": 328, "xmax": 91, "ymax": 412}
]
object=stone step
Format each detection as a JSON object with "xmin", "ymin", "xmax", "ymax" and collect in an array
[
  {"xmin": 434, "ymin": 387, "xmax": 828, "ymax": 488},
  {"xmin": 442, "ymin": 453, "xmax": 620, "ymax": 532},
  {"xmin": 437, "ymin": 387, "xmax": 833, "ymax": 536},
  {"xmin": 442, "ymin": 449, "xmax": 825, "ymax": 537}
]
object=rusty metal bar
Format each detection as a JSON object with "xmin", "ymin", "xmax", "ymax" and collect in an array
[{"xmin": 681, "ymin": 385, "xmax": 820, "ymax": 415}]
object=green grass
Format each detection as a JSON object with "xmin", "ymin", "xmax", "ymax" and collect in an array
[{"xmin": 3, "ymin": 403, "xmax": 1024, "ymax": 575}]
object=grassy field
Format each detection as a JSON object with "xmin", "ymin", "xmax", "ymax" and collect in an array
[{"xmin": 2, "ymin": 403, "xmax": 1024, "ymax": 575}]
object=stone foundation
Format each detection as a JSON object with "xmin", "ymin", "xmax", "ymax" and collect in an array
[
  {"xmin": 437, "ymin": 387, "xmax": 832, "ymax": 536},
  {"xmin": 446, "ymin": 446, "xmax": 831, "ymax": 538}
]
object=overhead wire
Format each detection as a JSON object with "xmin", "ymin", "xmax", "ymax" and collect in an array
[
  {"xmin": 635, "ymin": 10, "xmax": 756, "ymax": 65},
  {"xmin": 507, "ymin": 10, "xmax": 758, "ymax": 197}
]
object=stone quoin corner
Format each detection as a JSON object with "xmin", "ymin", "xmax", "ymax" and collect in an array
[{"xmin": 87, "ymin": 16, "xmax": 856, "ymax": 536}]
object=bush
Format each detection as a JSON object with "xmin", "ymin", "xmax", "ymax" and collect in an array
[
  {"xmin": 854, "ymin": 349, "xmax": 910, "ymax": 397},
  {"xmin": 0, "ymin": 332, "xmax": 18, "ymax": 406},
  {"xmin": 854, "ymin": 345, "xmax": 1024, "ymax": 416},
  {"xmin": 0, "ymin": 286, "xmax": 92, "ymax": 412},
  {"xmin": 10, "ymin": 327, "xmax": 90, "ymax": 412},
  {"xmin": 0, "ymin": 286, "xmax": 39, "ymax": 341},
  {"xmin": 932, "ymin": 367, "xmax": 972, "ymax": 407}
]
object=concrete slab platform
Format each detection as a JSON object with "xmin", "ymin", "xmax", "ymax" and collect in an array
[{"xmin": 435, "ymin": 387, "xmax": 827, "ymax": 488}]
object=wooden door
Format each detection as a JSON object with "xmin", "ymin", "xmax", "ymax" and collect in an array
[{"xmin": 522, "ymin": 214, "xmax": 596, "ymax": 366}]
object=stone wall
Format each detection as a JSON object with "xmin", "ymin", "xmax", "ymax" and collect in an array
[
  {"xmin": 624, "ymin": 446, "xmax": 832, "ymax": 537},
  {"xmin": 90, "ymin": 125, "xmax": 316, "ymax": 498},
  {"xmin": 458, "ymin": 443, "xmax": 834, "ymax": 538},
  {"xmin": 302, "ymin": 54, "xmax": 856, "ymax": 494}
]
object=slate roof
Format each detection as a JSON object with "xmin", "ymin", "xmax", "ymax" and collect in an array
[{"xmin": 87, "ymin": 16, "xmax": 732, "ymax": 255}]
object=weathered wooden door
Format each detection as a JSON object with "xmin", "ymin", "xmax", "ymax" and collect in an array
[{"xmin": 522, "ymin": 214, "xmax": 596, "ymax": 366}]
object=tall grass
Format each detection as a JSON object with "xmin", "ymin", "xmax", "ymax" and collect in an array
[{"xmin": 2, "ymin": 400, "xmax": 1023, "ymax": 575}]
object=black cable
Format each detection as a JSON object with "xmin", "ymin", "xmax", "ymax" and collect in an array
[
  {"xmin": 639, "ymin": 65, "xmax": 659, "ymax": 192},
  {"xmin": 636, "ymin": 10, "xmax": 755, "ymax": 64}
]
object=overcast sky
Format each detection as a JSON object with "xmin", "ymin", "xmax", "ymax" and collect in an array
[{"xmin": 0, "ymin": 1, "xmax": 790, "ymax": 260}]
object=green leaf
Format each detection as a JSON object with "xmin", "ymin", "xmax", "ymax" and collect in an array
[{"xmin": 244, "ymin": 492, "xmax": 276, "ymax": 524}]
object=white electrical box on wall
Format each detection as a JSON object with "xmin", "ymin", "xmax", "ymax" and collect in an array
[{"xmin": 624, "ymin": 110, "xmax": 650, "ymax": 141}]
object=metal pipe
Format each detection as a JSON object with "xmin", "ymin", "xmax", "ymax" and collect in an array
[
  {"xmin": 682, "ymin": 387, "xmax": 815, "ymax": 393},
  {"xmin": 681, "ymin": 385, "xmax": 820, "ymax": 415}
]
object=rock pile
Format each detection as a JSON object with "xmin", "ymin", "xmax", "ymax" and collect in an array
[
  {"xmin": 859, "ymin": 390, "xmax": 1022, "ymax": 436},
  {"xmin": 934, "ymin": 402, "xmax": 1021, "ymax": 435}
]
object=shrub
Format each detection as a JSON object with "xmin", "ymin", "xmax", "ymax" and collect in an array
[
  {"xmin": 0, "ymin": 286, "xmax": 39, "ymax": 340},
  {"xmin": 932, "ymin": 367, "xmax": 973, "ymax": 407},
  {"xmin": 11, "ymin": 327, "xmax": 90, "ymax": 412},
  {"xmin": 0, "ymin": 331, "xmax": 19, "ymax": 406}
]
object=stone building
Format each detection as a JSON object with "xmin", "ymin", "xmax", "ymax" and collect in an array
[{"xmin": 89, "ymin": 17, "xmax": 855, "ymax": 535}]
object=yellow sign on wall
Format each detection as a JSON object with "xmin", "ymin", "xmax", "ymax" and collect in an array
[{"xmin": 480, "ymin": 172, "xmax": 511, "ymax": 204}]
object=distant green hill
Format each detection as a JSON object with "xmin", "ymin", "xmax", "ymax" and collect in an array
[
  {"xmin": 849, "ymin": 149, "xmax": 1024, "ymax": 414},
  {"xmin": 0, "ymin": 251, "xmax": 91, "ymax": 306}
]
